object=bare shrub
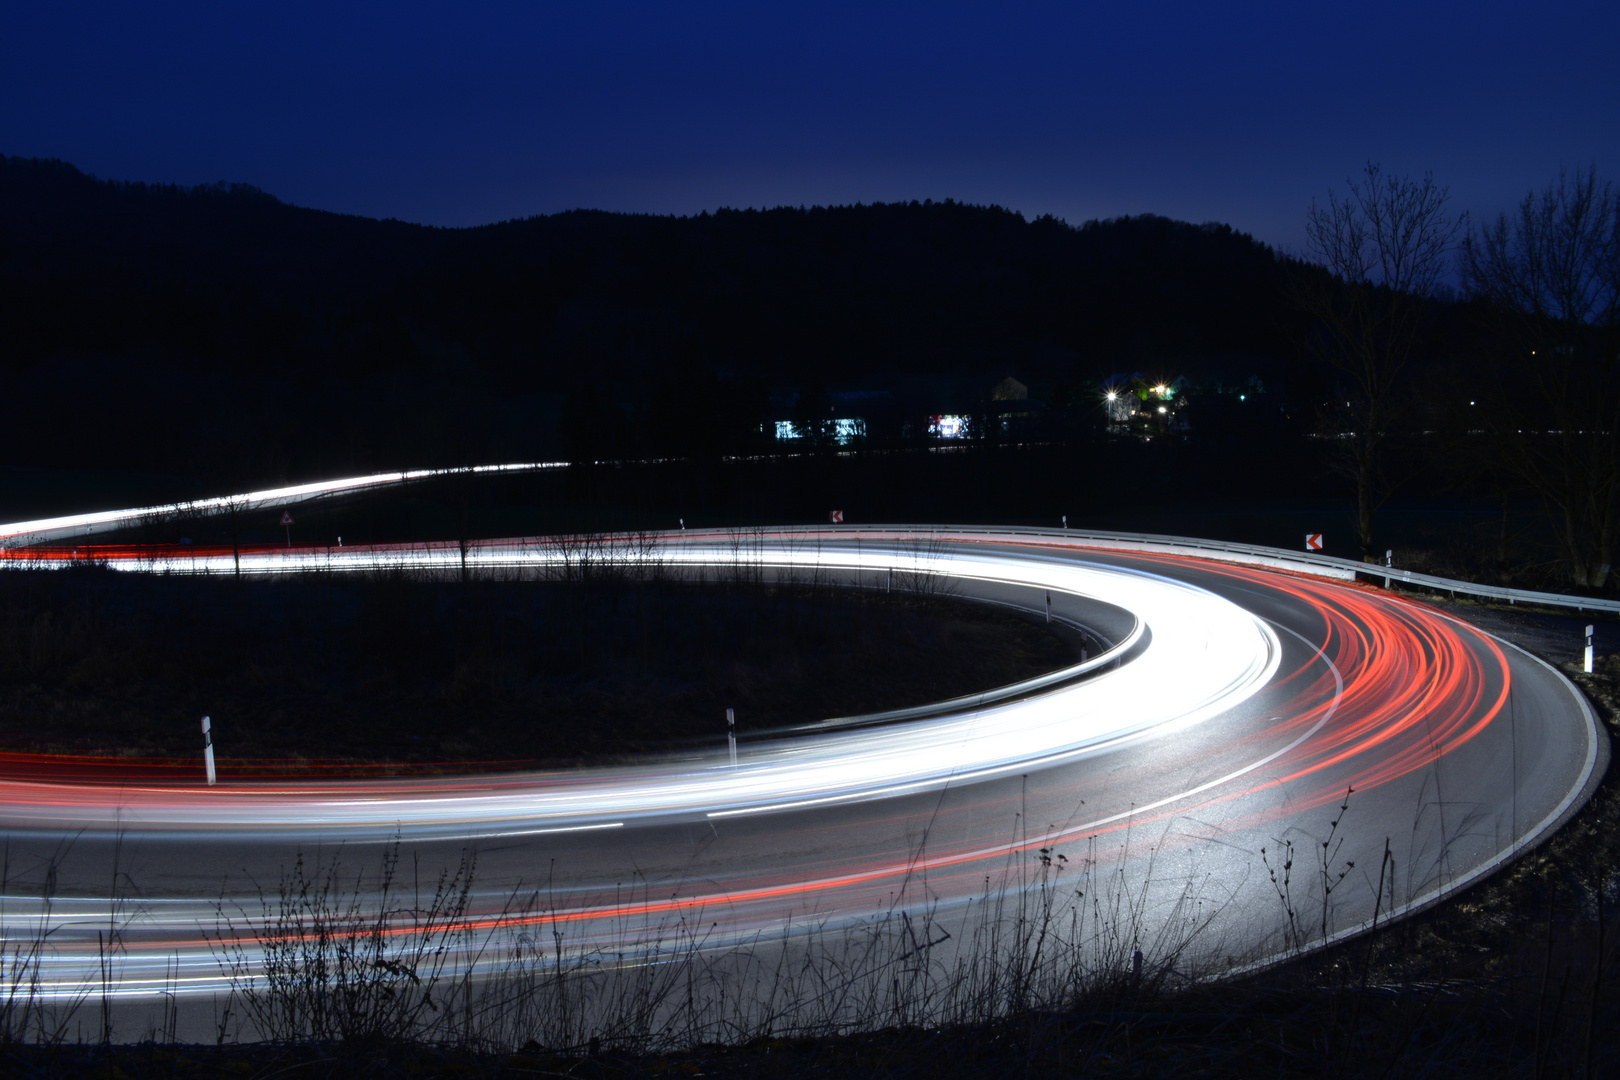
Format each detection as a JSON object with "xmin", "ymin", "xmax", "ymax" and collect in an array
[
  {"xmin": 892, "ymin": 537, "xmax": 959, "ymax": 606},
  {"xmin": 211, "ymin": 841, "xmax": 476, "ymax": 1044},
  {"xmin": 0, "ymin": 850, "xmax": 91, "ymax": 1046},
  {"xmin": 449, "ymin": 828, "xmax": 1217, "ymax": 1055}
]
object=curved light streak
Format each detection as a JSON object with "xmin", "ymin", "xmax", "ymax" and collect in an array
[
  {"xmin": 0, "ymin": 542, "xmax": 1278, "ymax": 837},
  {"xmin": 0, "ymin": 462, "xmax": 566, "ymax": 548},
  {"xmin": 0, "ymin": 487, "xmax": 1601, "ymax": 1016}
]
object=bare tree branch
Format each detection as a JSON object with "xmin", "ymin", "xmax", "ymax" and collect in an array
[
  {"xmin": 1461, "ymin": 166, "xmax": 1620, "ymax": 588},
  {"xmin": 1293, "ymin": 163, "xmax": 1465, "ymax": 560}
]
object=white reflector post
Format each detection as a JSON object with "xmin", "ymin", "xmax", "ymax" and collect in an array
[
  {"xmin": 726, "ymin": 707, "xmax": 737, "ymax": 768},
  {"xmin": 201, "ymin": 715, "xmax": 216, "ymax": 786},
  {"xmin": 1586, "ymin": 625, "xmax": 1595, "ymax": 674}
]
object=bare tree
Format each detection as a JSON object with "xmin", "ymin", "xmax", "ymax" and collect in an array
[
  {"xmin": 1293, "ymin": 163, "xmax": 1465, "ymax": 560},
  {"xmin": 1461, "ymin": 167, "xmax": 1620, "ymax": 588}
]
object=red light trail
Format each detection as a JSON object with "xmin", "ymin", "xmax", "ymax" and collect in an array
[{"xmin": 0, "ymin": 516, "xmax": 1599, "ymax": 1015}]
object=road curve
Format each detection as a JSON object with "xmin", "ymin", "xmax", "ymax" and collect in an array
[{"xmin": 0, "ymin": 520, "xmax": 1605, "ymax": 1038}]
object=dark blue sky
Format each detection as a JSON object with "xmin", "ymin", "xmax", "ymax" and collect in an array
[{"xmin": 4, "ymin": 2, "xmax": 1615, "ymax": 251}]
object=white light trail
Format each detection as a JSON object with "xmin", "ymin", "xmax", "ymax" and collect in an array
[
  {"xmin": 0, "ymin": 461, "xmax": 569, "ymax": 548},
  {"xmin": 0, "ymin": 537, "xmax": 1280, "ymax": 838}
]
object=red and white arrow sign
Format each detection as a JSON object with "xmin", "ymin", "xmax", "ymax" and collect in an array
[
  {"xmin": 829, "ymin": 510, "xmax": 844, "ymax": 524},
  {"xmin": 1305, "ymin": 533, "xmax": 1323, "ymax": 551}
]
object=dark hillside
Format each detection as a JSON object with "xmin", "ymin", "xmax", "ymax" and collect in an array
[
  {"xmin": 436, "ymin": 204, "xmax": 1294, "ymax": 390},
  {"xmin": 0, "ymin": 155, "xmax": 443, "ymax": 298},
  {"xmin": 0, "ymin": 156, "xmax": 1305, "ymax": 492}
]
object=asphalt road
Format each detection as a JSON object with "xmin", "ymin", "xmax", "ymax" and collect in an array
[{"xmin": 0, "ymin": 529, "xmax": 1603, "ymax": 1042}]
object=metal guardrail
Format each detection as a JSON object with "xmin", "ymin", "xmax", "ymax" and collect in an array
[
  {"xmin": 1035, "ymin": 526, "xmax": 1620, "ymax": 613},
  {"xmin": 9, "ymin": 488, "xmax": 1618, "ymax": 615},
  {"xmin": 733, "ymin": 523, "xmax": 1620, "ymax": 616}
]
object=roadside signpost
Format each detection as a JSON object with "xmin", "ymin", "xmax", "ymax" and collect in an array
[
  {"xmin": 281, "ymin": 510, "xmax": 294, "ymax": 547},
  {"xmin": 726, "ymin": 707, "xmax": 737, "ymax": 767},
  {"xmin": 1586, "ymin": 625, "xmax": 1595, "ymax": 673},
  {"xmin": 201, "ymin": 715, "xmax": 216, "ymax": 786}
]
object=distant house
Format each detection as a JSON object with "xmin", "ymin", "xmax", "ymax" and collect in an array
[
  {"xmin": 1101, "ymin": 372, "xmax": 1189, "ymax": 432},
  {"xmin": 769, "ymin": 388, "xmax": 893, "ymax": 444},
  {"xmin": 991, "ymin": 377, "xmax": 1028, "ymax": 401},
  {"xmin": 767, "ymin": 375, "xmax": 1047, "ymax": 444},
  {"xmin": 1101, "ymin": 372, "xmax": 1144, "ymax": 424},
  {"xmin": 924, "ymin": 375, "xmax": 1043, "ymax": 439},
  {"xmin": 989, "ymin": 376, "xmax": 1042, "ymax": 434}
]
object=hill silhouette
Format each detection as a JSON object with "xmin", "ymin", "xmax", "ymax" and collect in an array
[{"xmin": 0, "ymin": 155, "xmax": 1305, "ymax": 491}]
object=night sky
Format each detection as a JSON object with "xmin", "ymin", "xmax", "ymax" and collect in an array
[{"xmin": 4, "ymin": 1, "xmax": 1615, "ymax": 251}]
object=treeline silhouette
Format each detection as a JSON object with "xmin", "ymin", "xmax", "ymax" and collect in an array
[
  {"xmin": 0, "ymin": 155, "xmax": 1312, "ymax": 486},
  {"xmin": 15, "ymin": 154, "xmax": 1609, "ymax": 589}
]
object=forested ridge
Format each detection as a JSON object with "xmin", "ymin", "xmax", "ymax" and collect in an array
[
  {"xmin": 11, "ymin": 154, "xmax": 1615, "ymax": 593},
  {"xmin": 0, "ymin": 154, "xmax": 1304, "ymax": 485}
]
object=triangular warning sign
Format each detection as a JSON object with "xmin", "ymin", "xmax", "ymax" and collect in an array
[{"xmin": 280, "ymin": 511, "xmax": 295, "ymax": 526}]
